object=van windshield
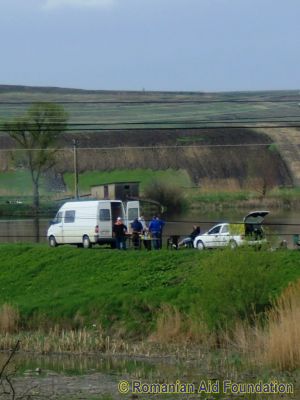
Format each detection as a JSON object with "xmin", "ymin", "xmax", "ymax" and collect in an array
[{"xmin": 53, "ymin": 211, "xmax": 62, "ymax": 224}]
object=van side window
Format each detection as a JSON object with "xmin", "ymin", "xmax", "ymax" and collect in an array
[
  {"xmin": 128, "ymin": 207, "xmax": 138, "ymax": 221},
  {"xmin": 100, "ymin": 209, "xmax": 111, "ymax": 221},
  {"xmin": 64, "ymin": 210, "xmax": 76, "ymax": 223}
]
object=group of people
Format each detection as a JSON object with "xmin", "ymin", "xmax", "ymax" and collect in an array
[
  {"xmin": 112, "ymin": 215, "xmax": 165, "ymax": 250},
  {"xmin": 112, "ymin": 215, "xmax": 200, "ymax": 251}
]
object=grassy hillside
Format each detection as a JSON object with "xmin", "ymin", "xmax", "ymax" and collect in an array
[
  {"xmin": 1, "ymin": 85, "xmax": 300, "ymax": 130},
  {"xmin": 0, "ymin": 245, "xmax": 299, "ymax": 336},
  {"xmin": 0, "ymin": 85, "xmax": 299, "ymax": 189},
  {"xmin": 64, "ymin": 168, "xmax": 192, "ymax": 194}
]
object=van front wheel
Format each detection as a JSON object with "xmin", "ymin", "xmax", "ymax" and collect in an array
[
  {"xmin": 83, "ymin": 235, "xmax": 91, "ymax": 249},
  {"xmin": 49, "ymin": 236, "xmax": 57, "ymax": 248}
]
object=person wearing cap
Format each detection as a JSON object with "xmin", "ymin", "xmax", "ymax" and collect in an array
[{"xmin": 113, "ymin": 217, "xmax": 128, "ymax": 250}]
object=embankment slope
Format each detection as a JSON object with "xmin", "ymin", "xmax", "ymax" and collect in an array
[{"xmin": 0, "ymin": 245, "xmax": 299, "ymax": 335}]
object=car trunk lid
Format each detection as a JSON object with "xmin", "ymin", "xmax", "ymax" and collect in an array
[{"xmin": 243, "ymin": 211, "xmax": 269, "ymax": 224}]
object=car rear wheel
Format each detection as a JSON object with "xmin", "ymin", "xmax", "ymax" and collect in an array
[
  {"xmin": 196, "ymin": 240, "xmax": 205, "ymax": 250},
  {"xmin": 229, "ymin": 240, "xmax": 237, "ymax": 249},
  {"xmin": 83, "ymin": 235, "xmax": 91, "ymax": 249},
  {"xmin": 49, "ymin": 236, "xmax": 57, "ymax": 248}
]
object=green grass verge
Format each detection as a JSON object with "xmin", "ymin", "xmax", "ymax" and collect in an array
[
  {"xmin": 0, "ymin": 170, "xmax": 49, "ymax": 197},
  {"xmin": 0, "ymin": 245, "xmax": 299, "ymax": 335},
  {"xmin": 0, "ymin": 170, "xmax": 34, "ymax": 196},
  {"xmin": 64, "ymin": 168, "xmax": 193, "ymax": 194},
  {"xmin": 189, "ymin": 190, "xmax": 252, "ymax": 203}
]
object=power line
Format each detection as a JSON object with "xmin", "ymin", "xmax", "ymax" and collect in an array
[
  {"xmin": 0, "ymin": 142, "xmax": 298, "ymax": 152},
  {"xmin": 1, "ymin": 98, "xmax": 300, "ymax": 105},
  {"xmin": 1, "ymin": 124, "xmax": 300, "ymax": 132},
  {"xmin": 2, "ymin": 118, "xmax": 300, "ymax": 126}
]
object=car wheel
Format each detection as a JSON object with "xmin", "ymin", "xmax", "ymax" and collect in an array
[
  {"xmin": 196, "ymin": 240, "xmax": 205, "ymax": 250},
  {"xmin": 49, "ymin": 236, "xmax": 57, "ymax": 248},
  {"xmin": 82, "ymin": 235, "xmax": 91, "ymax": 249},
  {"xmin": 229, "ymin": 240, "xmax": 237, "ymax": 249}
]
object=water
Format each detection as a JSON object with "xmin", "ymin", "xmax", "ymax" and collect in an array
[
  {"xmin": 0, "ymin": 352, "xmax": 297, "ymax": 399},
  {"xmin": 0, "ymin": 218, "xmax": 49, "ymax": 243},
  {"xmin": 1, "ymin": 209, "xmax": 300, "ymax": 247}
]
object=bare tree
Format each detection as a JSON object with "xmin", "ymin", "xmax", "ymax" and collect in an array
[
  {"xmin": 4, "ymin": 103, "xmax": 68, "ymax": 210},
  {"xmin": 0, "ymin": 341, "xmax": 20, "ymax": 400}
]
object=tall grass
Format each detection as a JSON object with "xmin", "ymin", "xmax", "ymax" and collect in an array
[
  {"xmin": 258, "ymin": 279, "xmax": 300, "ymax": 370},
  {"xmin": 232, "ymin": 280, "xmax": 300, "ymax": 371},
  {"xmin": 0, "ymin": 282, "xmax": 298, "ymax": 373},
  {"xmin": 151, "ymin": 304, "xmax": 215, "ymax": 346},
  {"xmin": 0, "ymin": 304, "xmax": 19, "ymax": 333}
]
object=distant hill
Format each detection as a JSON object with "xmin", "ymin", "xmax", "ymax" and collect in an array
[{"xmin": 0, "ymin": 85, "xmax": 299, "ymax": 188}]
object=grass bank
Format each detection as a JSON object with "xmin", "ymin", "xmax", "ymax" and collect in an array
[
  {"xmin": 0, "ymin": 245, "xmax": 299, "ymax": 370},
  {"xmin": 0, "ymin": 245, "xmax": 299, "ymax": 334},
  {"xmin": 64, "ymin": 168, "xmax": 192, "ymax": 194}
]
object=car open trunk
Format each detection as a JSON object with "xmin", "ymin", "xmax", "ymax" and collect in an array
[{"xmin": 244, "ymin": 210, "xmax": 269, "ymax": 238}]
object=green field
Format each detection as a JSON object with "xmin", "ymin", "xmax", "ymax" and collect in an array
[
  {"xmin": 64, "ymin": 168, "xmax": 192, "ymax": 194},
  {"xmin": 1, "ymin": 86, "xmax": 300, "ymax": 130},
  {"xmin": 1, "ymin": 86, "xmax": 300, "ymax": 207},
  {"xmin": 2, "ymin": 168, "xmax": 300, "ymax": 207},
  {"xmin": 0, "ymin": 170, "xmax": 33, "ymax": 196},
  {"xmin": 0, "ymin": 245, "xmax": 299, "ymax": 335},
  {"xmin": 0, "ymin": 168, "xmax": 192, "ymax": 197}
]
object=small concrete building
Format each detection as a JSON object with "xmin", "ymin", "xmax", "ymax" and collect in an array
[{"xmin": 91, "ymin": 181, "xmax": 140, "ymax": 201}]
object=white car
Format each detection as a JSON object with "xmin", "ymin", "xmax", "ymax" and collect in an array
[{"xmin": 193, "ymin": 211, "xmax": 269, "ymax": 250}]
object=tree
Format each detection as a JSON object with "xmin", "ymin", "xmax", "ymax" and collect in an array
[{"xmin": 4, "ymin": 102, "xmax": 68, "ymax": 210}]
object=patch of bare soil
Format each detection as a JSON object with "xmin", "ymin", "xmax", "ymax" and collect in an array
[{"xmin": 10, "ymin": 371, "xmax": 120, "ymax": 399}]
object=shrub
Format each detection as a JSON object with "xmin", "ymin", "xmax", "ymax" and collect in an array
[{"xmin": 143, "ymin": 179, "xmax": 186, "ymax": 213}]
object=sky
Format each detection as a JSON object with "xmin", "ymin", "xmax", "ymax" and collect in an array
[{"xmin": 1, "ymin": 0, "xmax": 300, "ymax": 92}]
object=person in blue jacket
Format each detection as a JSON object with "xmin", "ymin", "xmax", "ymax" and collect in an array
[
  {"xmin": 130, "ymin": 218, "xmax": 143, "ymax": 249},
  {"xmin": 149, "ymin": 216, "xmax": 165, "ymax": 249}
]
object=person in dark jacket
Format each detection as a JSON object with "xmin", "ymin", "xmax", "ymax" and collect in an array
[
  {"xmin": 113, "ymin": 217, "xmax": 127, "ymax": 250},
  {"xmin": 130, "ymin": 218, "xmax": 143, "ymax": 249},
  {"xmin": 178, "ymin": 225, "xmax": 200, "ymax": 248}
]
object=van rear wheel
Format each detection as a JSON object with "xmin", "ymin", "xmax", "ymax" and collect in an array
[{"xmin": 83, "ymin": 235, "xmax": 91, "ymax": 249}]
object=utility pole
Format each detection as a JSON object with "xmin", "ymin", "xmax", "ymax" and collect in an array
[{"xmin": 73, "ymin": 139, "xmax": 79, "ymax": 199}]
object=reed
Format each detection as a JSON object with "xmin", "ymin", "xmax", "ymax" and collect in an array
[
  {"xmin": 150, "ymin": 304, "xmax": 216, "ymax": 349},
  {"xmin": 260, "ymin": 279, "xmax": 300, "ymax": 370},
  {"xmin": 232, "ymin": 280, "xmax": 300, "ymax": 371},
  {"xmin": 0, "ymin": 304, "xmax": 19, "ymax": 333}
]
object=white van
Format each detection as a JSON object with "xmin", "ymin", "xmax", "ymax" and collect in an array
[{"xmin": 47, "ymin": 200, "xmax": 139, "ymax": 248}]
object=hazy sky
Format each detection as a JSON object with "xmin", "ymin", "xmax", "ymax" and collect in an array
[{"xmin": 1, "ymin": 0, "xmax": 300, "ymax": 92}]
